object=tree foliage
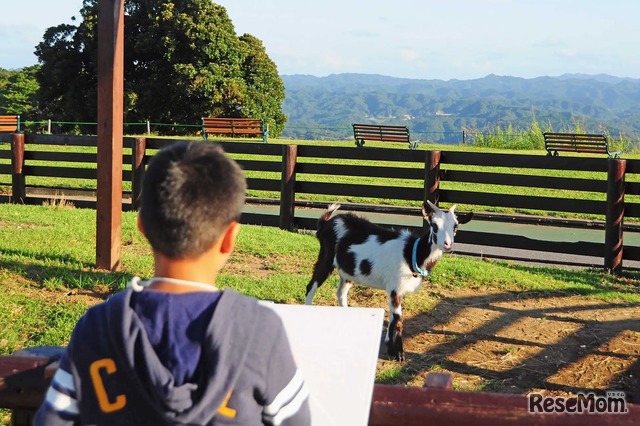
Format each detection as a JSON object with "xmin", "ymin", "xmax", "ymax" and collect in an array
[
  {"xmin": 0, "ymin": 66, "xmax": 40, "ymax": 117},
  {"xmin": 35, "ymin": 0, "xmax": 286, "ymax": 136}
]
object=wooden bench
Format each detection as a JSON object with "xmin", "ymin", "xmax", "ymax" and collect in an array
[
  {"xmin": 543, "ymin": 132, "xmax": 620, "ymax": 158},
  {"xmin": 2, "ymin": 354, "xmax": 639, "ymax": 426},
  {"xmin": 0, "ymin": 115, "xmax": 20, "ymax": 132},
  {"xmin": 201, "ymin": 117, "xmax": 268, "ymax": 143},
  {"xmin": 0, "ymin": 347, "xmax": 64, "ymax": 425},
  {"xmin": 352, "ymin": 123, "xmax": 414, "ymax": 149}
]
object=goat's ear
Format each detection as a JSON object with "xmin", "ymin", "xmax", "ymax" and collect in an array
[
  {"xmin": 422, "ymin": 200, "xmax": 438, "ymax": 218},
  {"xmin": 456, "ymin": 212, "xmax": 473, "ymax": 225},
  {"xmin": 449, "ymin": 204, "xmax": 457, "ymax": 214}
]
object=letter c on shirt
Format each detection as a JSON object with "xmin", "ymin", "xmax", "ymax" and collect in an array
[{"xmin": 89, "ymin": 358, "xmax": 127, "ymax": 413}]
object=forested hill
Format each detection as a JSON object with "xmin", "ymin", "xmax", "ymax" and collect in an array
[{"xmin": 280, "ymin": 73, "xmax": 640, "ymax": 143}]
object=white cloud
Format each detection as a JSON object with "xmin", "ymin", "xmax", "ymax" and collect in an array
[
  {"xmin": 557, "ymin": 49, "xmax": 579, "ymax": 58},
  {"xmin": 400, "ymin": 49, "xmax": 420, "ymax": 62}
]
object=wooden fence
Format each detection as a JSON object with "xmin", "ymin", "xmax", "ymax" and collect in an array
[{"xmin": 2, "ymin": 134, "xmax": 640, "ymax": 271}]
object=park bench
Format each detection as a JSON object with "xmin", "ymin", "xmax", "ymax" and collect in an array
[
  {"xmin": 352, "ymin": 123, "xmax": 415, "ymax": 149},
  {"xmin": 543, "ymin": 132, "xmax": 620, "ymax": 158},
  {"xmin": 201, "ymin": 117, "xmax": 268, "ymax": 143},
  {"xmin": 0, "ymin": 115, "xmax": 20, "ymax": 133}
]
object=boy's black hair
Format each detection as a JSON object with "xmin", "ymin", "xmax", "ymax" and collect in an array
[{"xmin": 139, "ymin": 141, "xmax": 247, "ymax": 258}]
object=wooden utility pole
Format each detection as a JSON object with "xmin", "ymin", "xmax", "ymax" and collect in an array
[{"xmin": 96, "ymin": 0, "xmax": 124, "ymax": 271}]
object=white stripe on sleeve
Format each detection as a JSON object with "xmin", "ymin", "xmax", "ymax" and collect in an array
[
  {"xmin": 45, "ymin": 386, "xmax": 80, "ymax": 415},
  {"xmin": 269, "ymin": 383, "xmax": 309, "ymax": 426},
  {"xmin": 52, "ymin": 368, "xmax": 75, "ymax": 392},
  {"xmin": 264, "ymin": 369, "xmax": 304, "ymax": 416}
]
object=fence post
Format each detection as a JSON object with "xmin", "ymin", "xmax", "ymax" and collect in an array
[
  {"xmin": 425, "ymin": 150, "xmax": 441, "ymax": 205},
  {"xmin": 279, "ymin": 144, "xmax": 298, "ymax": 231},
  {"xmin": 146, "ymin": 120, "xmax": 151, "ymax": 135},
  {"xmin": 95, "ymin": 0, "xmax": 124, "ymax": 272},
  {"xmin": 604, "ymin": 158, "xmax": 626, "ymax": 273},
  {"xmin": 10, "ymin": 133, "xmax": 26, "ymax": 203},
  {"xmin": 131, "ymin": 137, "xmax": 147, "ymax": 211},
  {"xmin": 47, "ymin": 119, "xmax": 52, "ymax": 134},
  {"xmin": 424, "ymin": 150, "xmax": 441, "ymax": 232}
]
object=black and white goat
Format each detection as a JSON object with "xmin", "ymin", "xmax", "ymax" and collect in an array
[{"xmin": 305, "ymin": 201, "xmax": 472, "ymax": 361}]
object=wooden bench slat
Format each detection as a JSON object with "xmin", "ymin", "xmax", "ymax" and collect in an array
[
  {"xmin": 546, "ymin": 144, "xmax": 610, "ymax": 150},
  {"xmin": 354, "ymin": 129, "xmax": 410, "ymax": 135},
  {"xmin": 545, "ymin": 142, "xmax": 609, "ymax": 147},
  {"xmin": 546, "ymin": 141, "xmax": 608, "ymax": 145},
  {"xmin": 204, "ymin": 127, "xmax": 263, "ymax": 133},
  {"xmin": 546, "ymin": 138, "xmax": 608, "ymax": 143}
]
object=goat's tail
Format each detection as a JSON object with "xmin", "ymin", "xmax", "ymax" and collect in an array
[{"xmin": 319, "ymin": 203, "xmax": 341, "ymax": 223}]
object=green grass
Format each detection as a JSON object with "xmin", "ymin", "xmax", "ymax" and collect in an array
[{"xmin": 1, "ymin": 202, "xmax": 638, "ymax": 353}]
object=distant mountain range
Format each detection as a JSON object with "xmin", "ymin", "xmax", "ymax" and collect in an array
[{"xmin": 280, "ymin": 73, "xmax": 640, "ymax": 143}]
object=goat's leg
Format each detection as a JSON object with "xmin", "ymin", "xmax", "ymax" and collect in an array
[
  {"xmin": 385, "ymin": 290, "xmax": 405, "ymax": 361},
  {"xmin": 336, "ymin": 276, "xmax": 353, "ymax": 307},
  {"xmin": 305, "ymin": 245, "xmax": 334, "ymax": 305}
]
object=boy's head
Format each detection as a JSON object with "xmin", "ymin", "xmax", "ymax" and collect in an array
[{"xmin": 139, "ymin": 141, "xmax": 247, "ymax": 259}]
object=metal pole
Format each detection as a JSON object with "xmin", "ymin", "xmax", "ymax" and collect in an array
[{"xmin": 131, "ymin": 137, "xmax": 147, "ymax": 211}]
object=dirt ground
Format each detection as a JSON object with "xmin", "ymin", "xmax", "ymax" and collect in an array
[
  {"xmin": 368, "ymin": 287, "xmax": 640, "ymax": 403},
  {"xmin": 223, "ymin": 253, "xmax": 640, "ymax": 402}
]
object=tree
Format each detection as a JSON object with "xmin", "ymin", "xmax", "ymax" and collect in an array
[
  {"xmin": 35, "ymin": 20, "xmax": 98, "ymax": 132},
  {"xmin": 35, "ymin": 0, "xmax": 287, "ymax": 136},
  {"xmin": 0, "ymin": 68, "xmax": 13, "ymax": 92},
  {"xmin": 0, "ymin": 66, "xmax": 41, "ymax": 117},
  {"xmin": 238, "ymin": 34, "xmax": 287, "ymax": 137}
]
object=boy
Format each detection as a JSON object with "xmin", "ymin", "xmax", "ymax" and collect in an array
[{"xmin": 35, "ymin": 141, "xmax": 311, "ymax": 425}]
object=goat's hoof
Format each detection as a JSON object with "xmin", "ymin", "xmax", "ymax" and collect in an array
[
  {"xmin": 387, "ymin": 352, "xmax": 405, "ymax": 362},
  {"xmin": 386, "ymin": 349, "xmax": 405, "ymax": 362}
]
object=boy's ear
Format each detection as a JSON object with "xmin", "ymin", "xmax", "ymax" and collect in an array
[
  {"xmin": 220, "ymin": 221, "xmax": 241, "ymax": 254},
  {"xmin": 137, "ymin": 213, "xmax": 145, "ymax": 236}
]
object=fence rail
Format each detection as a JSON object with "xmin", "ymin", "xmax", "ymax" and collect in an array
[{"xmin": 2, "ymin": 134, "xmax": 639, "ymax": 271}]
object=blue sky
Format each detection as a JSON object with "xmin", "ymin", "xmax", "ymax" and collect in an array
[{"xmin": 2, "ymin": 0, "xmax": 639, "ymax": 80}]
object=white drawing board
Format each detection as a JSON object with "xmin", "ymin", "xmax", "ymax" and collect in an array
[{"xmin": 261, "ymin": 302, "xmax": 384, "ymax": 426}]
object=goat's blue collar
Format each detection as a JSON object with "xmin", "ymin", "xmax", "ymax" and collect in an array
[{"xmin": 412, "ymin": 238, "xmax": 431, "ymax": 277}]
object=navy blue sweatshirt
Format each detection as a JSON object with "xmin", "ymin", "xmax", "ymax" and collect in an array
[{"xmin": 34, "ymin": 285, "xmax": 310, "ymax": 425}]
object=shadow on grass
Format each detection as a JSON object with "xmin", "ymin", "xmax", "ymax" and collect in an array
[{"xmin": 0, "ymin": 247, "xmax": 134, "ymax": 294}]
